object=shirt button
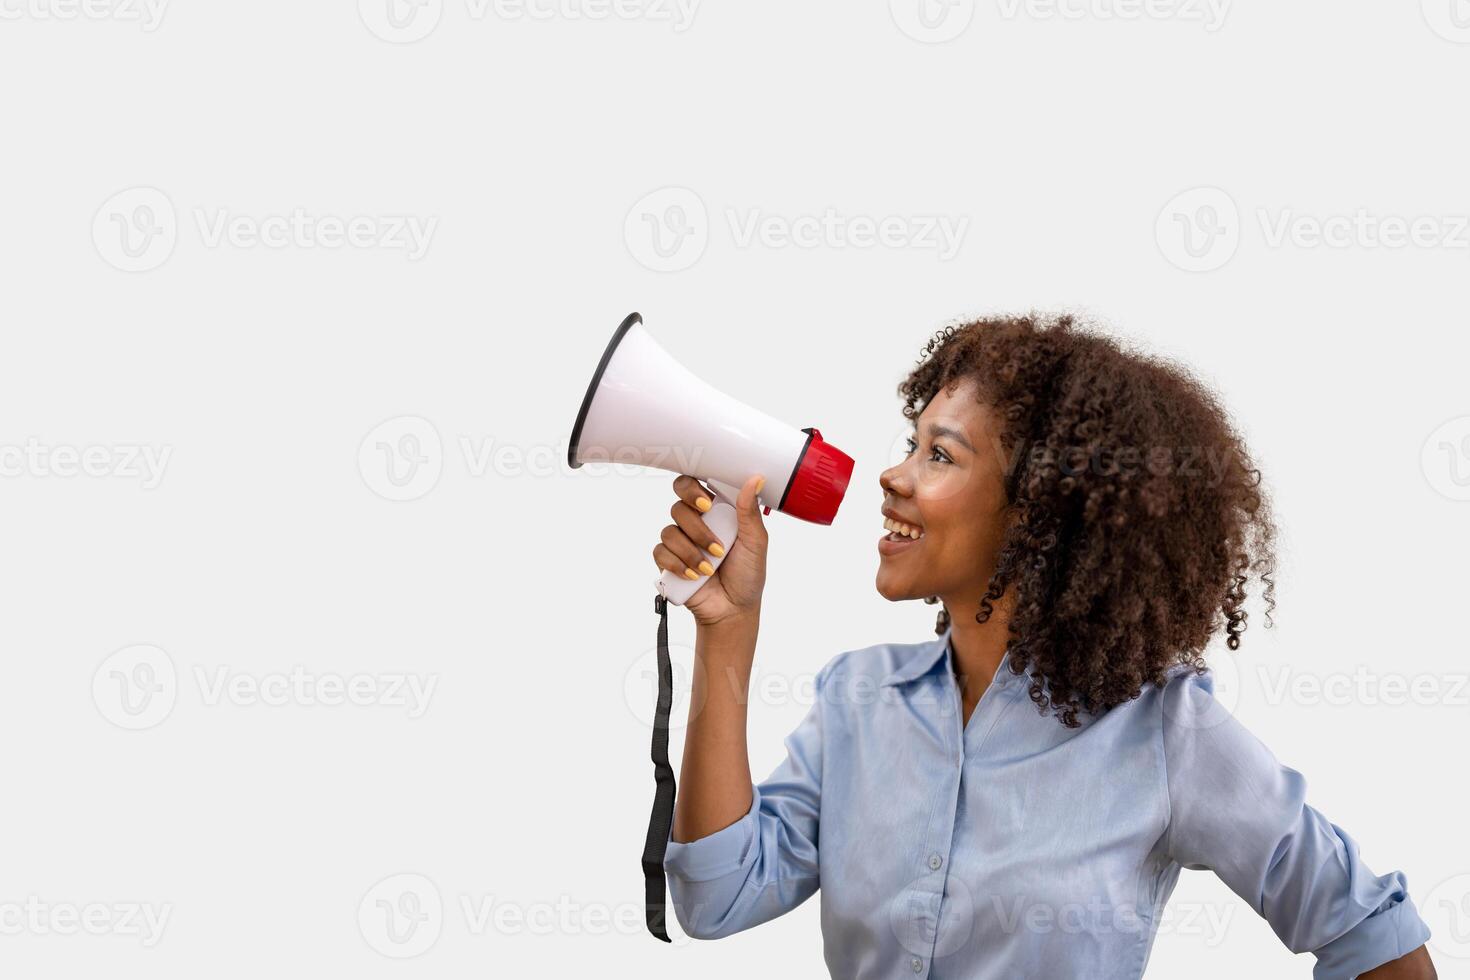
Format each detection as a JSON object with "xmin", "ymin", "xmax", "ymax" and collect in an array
[
  {"xmin": 928, "ymin": 853, "xmax": 943, "ymax": 870},
  {"xmin": 911, "ymin": 957, "xmax": 924, "ymax": 972}
]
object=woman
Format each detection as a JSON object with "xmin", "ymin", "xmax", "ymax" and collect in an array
[{"xmin": 653, "ymin": 313, "xmax": 1435, "ymax": 979}]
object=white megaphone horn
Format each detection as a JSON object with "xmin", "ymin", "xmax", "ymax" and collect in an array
[{"xmin": 568, "ymin": 313, "xmax": 855, "ymax": 605}]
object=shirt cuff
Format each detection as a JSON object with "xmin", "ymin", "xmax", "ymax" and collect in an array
[
  {"xmin": 1311, "ymin": 892, "xmax": 1432, "ymax": 980},
  {"xmin": 663, "ymin": 784, "xmax": 760, "ymax": 883}
]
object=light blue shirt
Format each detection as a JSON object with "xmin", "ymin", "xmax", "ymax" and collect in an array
[{"xmin": 664, "ymin": 628, "xmax": 1430, "ymax": 979}]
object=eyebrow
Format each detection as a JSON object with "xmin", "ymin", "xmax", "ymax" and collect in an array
[{"xmin": 921, "ymin": 422, "xmax": 974, "ymax": 453}]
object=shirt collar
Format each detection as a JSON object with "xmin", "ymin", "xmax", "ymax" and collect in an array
[{"xmin": 880, "ymin": 625, "xmax": 1023, "ymax": 689}]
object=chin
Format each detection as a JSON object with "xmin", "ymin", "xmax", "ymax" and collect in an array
[{"xmin": 874, "ymin": 569, "xmax": 918, "ymax": 602}]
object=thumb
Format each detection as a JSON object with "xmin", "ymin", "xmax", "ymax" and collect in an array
[{"xmin": 734, "ymin": 473, "xmax": 768, "ymax": 540}]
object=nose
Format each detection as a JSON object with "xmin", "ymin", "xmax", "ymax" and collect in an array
[{"xmin": 879, "ymin": 458, "xmax": 912, "ymax": 499}]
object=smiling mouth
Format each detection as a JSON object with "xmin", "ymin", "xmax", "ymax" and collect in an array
[
  {"xmin": 883, "ymin": 516, "xmax": 924, "ymax": 541},
  {"xmin": 879, "ymin": 517, "xmax": 924, "ymax": 556}
]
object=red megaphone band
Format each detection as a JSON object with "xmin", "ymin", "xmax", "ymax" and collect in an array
[{"xmin": 777, "ymin": 428, "xmax": 854, "ymax": 526}]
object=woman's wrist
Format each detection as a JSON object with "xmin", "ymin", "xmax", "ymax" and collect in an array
[
  {"xmin": 696, "ymin": 607, "xmax": 761, "ymax": 662},
  {"xmin": 696, "ymin": 602, "xmax": 761, "ymax": 635}
]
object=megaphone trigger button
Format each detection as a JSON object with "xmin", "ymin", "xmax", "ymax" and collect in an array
[{"xmin": 763, "ymin": 505, "xmax": 771, "ymax": 516}]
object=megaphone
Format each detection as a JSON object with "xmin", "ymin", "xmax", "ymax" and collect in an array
[{"xmin": 568, "ymin": 312, "xmax": 855, "ymax": 604}]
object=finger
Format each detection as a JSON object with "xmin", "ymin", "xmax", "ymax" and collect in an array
[
  {"xmin": 734, "ymin": 474, "xmax": 768, "ymax": 542},
  {"xmin": 657, "ymin": 528, "xmax": 708, "ymax": 580},
  {"xmin": 653, "ymin": 541, "xmax": 701, "ymax": 581},
  {"xmin": 672, "ymin": 474, "xmax": 715, "ymax": 514},
  {"xmin": 671, "ymin": 500, "xmax": 726, "ymax": 559},
  {"xmin": 660, "ymin": 523, "xmax": 711, "ymax": 576}
]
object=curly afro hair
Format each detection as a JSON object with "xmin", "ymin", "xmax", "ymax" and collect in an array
[{"xmin": 899, "ymin": 313, "xmax": 1276, "ymax": 728}]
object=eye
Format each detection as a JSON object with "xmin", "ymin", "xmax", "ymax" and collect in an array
[{"xmin": 904, "ymin": 436, "xmax": 952, "ymax": 464}]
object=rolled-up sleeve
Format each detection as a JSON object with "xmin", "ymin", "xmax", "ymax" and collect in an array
[
  {"xmin": 663, "ymin": 655, "xmax": 832, "ymax": 940},
  {"xmin": 1160, "ymin": 669, "xmax": 1431, "ymax": 980}
]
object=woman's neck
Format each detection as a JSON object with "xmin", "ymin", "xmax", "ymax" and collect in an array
[{"xmin": 943, "ymin": 589, "xmax": 1016, "ymax": 710}]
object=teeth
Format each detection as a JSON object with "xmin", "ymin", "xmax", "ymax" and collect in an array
[{"xmin": 883, "ymin": 517, "xmax": 923, "ymax": 539}]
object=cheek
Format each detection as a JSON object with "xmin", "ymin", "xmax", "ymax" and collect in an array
[
  {"xmin": 918, "ymin": 472, "xmax": 1005, "ymax": 555},
  {"xmin": 914, "ymin": 460, "xmax": 985, "ymax": 506},
  {"xmin": 915, "ymin": 469, "xmax": 980, "ymax": 529},
  {"xmin": 927, "ymin": 516, "xmax": 984, "ymax": 566}
]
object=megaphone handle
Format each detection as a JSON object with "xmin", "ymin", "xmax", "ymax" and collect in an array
[
  {"xmin": 654, "ymin": 478, "xmax": 747, "ymax": 606},
  {"xmin": 705, "ymin": 478, "xmax": 744, "ymax": 503}
]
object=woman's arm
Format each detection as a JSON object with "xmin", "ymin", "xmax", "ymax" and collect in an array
[
  {"xmin": 654, "ymin": 476, "xmax": 826, "ymax": 940},
  {"xmin": 672, "ymin": 613, "xmax": 759, "ymax": 843},
  {"xmin": 1360, "ymin": 945, "xmax": 1436, "ymax": 979},
  {"xmin": 650, "ymin": 472, "xmax": 770, "ymax": 843},
  {"xmin": 663, "ymin": 641, "xmax": 827, "ymax": 940},
  {"xmin": 1159, "ymin": 669, "xmax": 1433, "ymax": 978}
]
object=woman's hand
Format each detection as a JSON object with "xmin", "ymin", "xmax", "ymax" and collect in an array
[{"xmin": 652, "ymin": 473, "xmax": 768, "ymax": 629}]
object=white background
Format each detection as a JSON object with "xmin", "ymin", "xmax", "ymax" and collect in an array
[{"xmin": 2, "ymin": 0, "xmax": 1469, "ymax": 976}]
